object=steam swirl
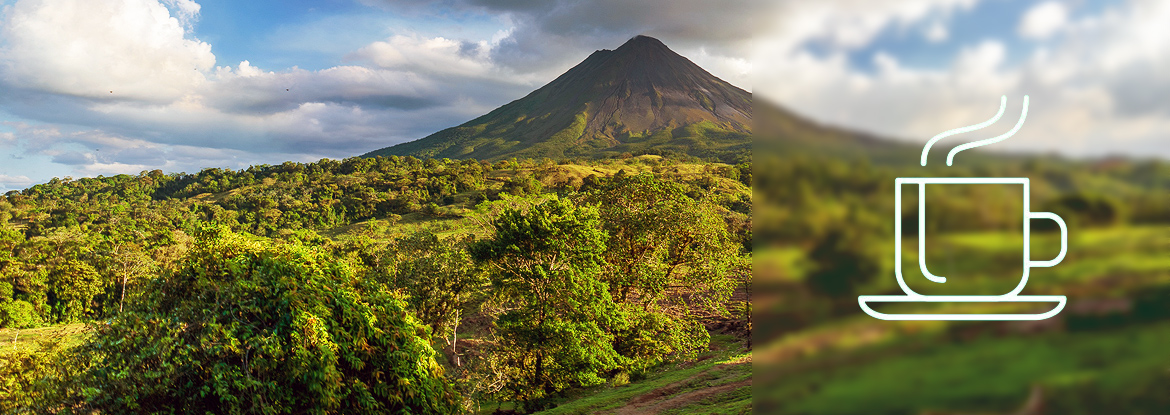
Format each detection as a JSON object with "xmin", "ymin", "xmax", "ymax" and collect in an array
[{"xmin": 919, "ymin": 95, "xmax": 1030, "ymax": 166}]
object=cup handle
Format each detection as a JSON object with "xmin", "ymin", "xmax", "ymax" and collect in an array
[{"xmin": 1027, "ymin": 212, "xmax": 1067, "ymax": 267}]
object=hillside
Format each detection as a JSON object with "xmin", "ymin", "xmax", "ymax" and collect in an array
[
  {"xmin": 752, "ymin": 97, "xmax": 1043, "ymax": 167},
  {"xmin": 362, "ymin": 36, "xmax": 751, "ymax": 162},
  {"xmin": 0, "ymin": 156, "xmax": 754, "ymax": 413}
]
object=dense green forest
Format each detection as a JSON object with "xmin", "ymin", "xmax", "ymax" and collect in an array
[
  {"xmin": 5, "ymin": 139, "xmax": 1167, "ymax": 413},
  {"xmin": 0, "ymin": 155, "xmax": 752, "ymax": 413}
]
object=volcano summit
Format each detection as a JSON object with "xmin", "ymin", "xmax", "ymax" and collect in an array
[{"xmin": 363, "ymin": 35, "xmax": 751, "ymax": 161}]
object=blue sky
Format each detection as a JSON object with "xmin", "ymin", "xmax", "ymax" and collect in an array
[
  {"xmin": 1, "ymin": 0, "xmax": 1167, "ymax": 191},
  {"xmin": 192, "ymin": 0, "xmax": 507, "ymax": 71}
]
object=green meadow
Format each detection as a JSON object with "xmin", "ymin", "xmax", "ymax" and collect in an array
[{"xmin": 757, "ymin": 220, "xmax": 1170, "ymax": 414}]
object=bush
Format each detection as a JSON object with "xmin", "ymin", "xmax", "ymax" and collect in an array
[
  {"xmin": 0, "ymin": 342, "xmax": 82, "ymax": 413},
  {"xmin": 0, "ymin": 300, "xmax": 41, "ymax": 329},
  {"xmin": 502, "ymin": 175, "xmax": 543, "ymax": 196},
  {"xmin": 70, "ymin": 226, "xmax": 460, "ymax": 414}
]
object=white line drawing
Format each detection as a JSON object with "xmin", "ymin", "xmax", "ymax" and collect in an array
[
  {"xmin": 859, "ymin": 96, "xmax": 1069, "ymax": 321},
  {"xmin": 920, "ymin": 95, "xmax": 1006, "ymax": 166},
  {"xmin": 947, "ymin": 96, "xmax": 1029, "ymax": 166}
]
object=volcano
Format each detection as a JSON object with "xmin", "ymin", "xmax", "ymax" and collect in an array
[{"xmin": 362, "ymin": 35, "xmax": 752, "ymax": 161}]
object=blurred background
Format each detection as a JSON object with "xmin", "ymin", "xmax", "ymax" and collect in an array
[{"xmin": 753, "ymin": 0, "xmax": 1170, "ymax": 414}]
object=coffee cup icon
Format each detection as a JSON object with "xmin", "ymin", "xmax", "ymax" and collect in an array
[{"xmin": 859, "ymin": 96, "xmax": 1069, "ymax": 321}]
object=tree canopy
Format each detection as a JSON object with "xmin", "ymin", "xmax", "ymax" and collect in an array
[{"xmin": 69, "ymin": 226, "xmax": 460, "ymax": 414}]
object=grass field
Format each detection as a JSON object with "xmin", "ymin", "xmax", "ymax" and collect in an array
[
  {"xmin": 0, "ymin": 323, "xmax": 89, "ymax": 356},
  {"xmin": 532, "ymin": 334, "xmax": 751, "ymax": 415},
  {"xmin": 759, "ymin": 320, "xmax": 1170, "ymax": 415},
  {"xmin": 754, "ymin": 224, "xmax": 1170, "ymax": 414}
]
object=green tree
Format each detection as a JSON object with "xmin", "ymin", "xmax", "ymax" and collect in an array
[
  {"xmin": 471, "ymin": 197, "xmax": 623, "ymax": 410},
  {"xmin": 47, "ymin": 259, "xmax": 102, "ymax": 322},
  {"xmin": 582, "ymin": 173, "xmax": 742, "ymax": 305},
  {"xmin": 70, "ymin": 226, "xmax": 460, "ymax": 414},
  {"xmin": 0, "ymin": 298, "xmax": 42, "ymax": 329},
  {"xmin": 503, "ymin": 175, "xmax": 543, "ymax": 196},
  {"xmin": 579, "ymin": 173, "xmax": 744, "ymax": 367},
  {"xmin": 0, "ymin": 278, "xmax": 41, "ymax": 328},
  {"xmin": 390, "ymin": 231, "xmax": 488, "ymax": 366}
]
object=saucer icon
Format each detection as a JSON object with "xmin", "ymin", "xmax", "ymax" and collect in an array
[{"xmin": 858, "ymin": 96, "xmax": 1069, "ymax": 321}]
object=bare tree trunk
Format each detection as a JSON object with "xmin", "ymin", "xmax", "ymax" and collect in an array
[
  {"xmin": 12, "ymin": 329, "xmax": 17, "ymax": 351},
  {"xmin": 114, "ymin": 243, "xmax": 126, "ymax": 313},
  {"xmin": 452, "ymin": 310, "xmax": 462, "ymax": 367},
  {"xmin": 119, "ymin": 273, "xmax": 127, "ymax": 313}
]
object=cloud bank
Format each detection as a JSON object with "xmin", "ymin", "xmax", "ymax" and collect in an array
[{"xmin": 756, "ymin": 0, "xmax": 1170, "ymax": 159}]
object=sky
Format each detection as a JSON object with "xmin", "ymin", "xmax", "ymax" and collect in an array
[
  {"xmin": 0, "ymin": 0, "xmax": 1167, "ymax": 191},
  {"xmin": 757, "ymin": 0, "xmax": 1170, "ymax": 162}
]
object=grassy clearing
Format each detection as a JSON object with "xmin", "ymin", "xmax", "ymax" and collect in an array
[
  {"xmin": 0, "ymin": 323, "xmax": 89, "ymax": 356},
  {"xmin": 762, "ymin": 320, "xmax": 1170, "ymax": 415},
  {"xmin": 534, "ymin": 334, "xmax": 751, "ymax": 415},
  {"xmin": 756, "ymin": 225, "xmax": 1169, "ymax": 340},
  {"xmin": 866, "ymin": 225, "xmax": 1169, "ymax": 296},
  {"xmin": 755, "ymin": 224, "xmax": 1170, "ymax": 414}
]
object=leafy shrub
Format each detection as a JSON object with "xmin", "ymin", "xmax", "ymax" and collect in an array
[
  {"xmin": 70, "ymin": 226, "xmax": 460, "ymax": 414},
  {"xmin": 0, "ymin": 342, "xmax": 82, "ymax": 413},
  {"xmin": 502, "ymin": 175, "xmax": 543, "ymax": 196},
  {"xmin": 0, "ymin": 300, "xmax": 41, "ymax": 329}
]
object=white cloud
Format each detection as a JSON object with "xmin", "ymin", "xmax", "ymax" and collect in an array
[
  {"xmin": 0, "ymin": 120, "xmax": 322, "ymax": 177},
  {"xmin": 756, "ymin": 0, "xmax": 1170, "ymax": 159},
  {"xmin": 924, "ymin": 20, "xmax": 949, "ymax": 43},
  {"xmin": 0, "ymin": 0, "xmax": 215, "ymax": 102},
  {"xmin": 1019, "ymin": 1, "xmax": 1069, "ymax": 40},
  {"xmin": 350, "ymin": 34, "xmax": 498, "ymax": 79},
  {"xmin": 204, "ymin": 62, "xmax": 439, "ymax": 114},
  {"xmin": 160, "ymin": 0, "xmax": 201, "ymax": 30},
  {"xmin": 759, "ymin": 0, "xmax": 976, "ymax": 55},
  {"xmin": 685, "ymin": 48, "xmax": 752, "ymax": 92},
  {"xmin": 231, "ymin": 60, "xmax": 267, "ymax": 78},
  {"xmin": 0, "ymin": 0, "xmax": 542, "ymax": 179},
  {"xmin": 0, "ymin": 175, "xmax": 35, "ymax": 190},
  {"xmin": 954, "ymin": 40, "xmax": 1007, "ymax": 77}
]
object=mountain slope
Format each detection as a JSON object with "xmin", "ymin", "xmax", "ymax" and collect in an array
[
  {"xmin": 753, "ymin": 97, "xmax": 1038, "ymax": 166},
  {"xmin": 362, "ymin": 35, "xmax": 751, "ymax": 161},
  {"xmin": 754, "ymin": 97, "xmax": 916, "ymax": 163}
]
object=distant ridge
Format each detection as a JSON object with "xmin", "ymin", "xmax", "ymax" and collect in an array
[{"xmin": 363, "ymin": 35, "xmax": 752, "ymax": 161}]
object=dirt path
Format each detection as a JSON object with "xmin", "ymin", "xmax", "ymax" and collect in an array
[{"xmin": 613, "ymin": 375, "xmax": 751, "ymax": 415}]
